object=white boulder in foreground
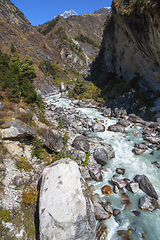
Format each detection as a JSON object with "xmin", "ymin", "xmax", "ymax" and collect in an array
[{"xmin": 39, "ymin": 158, "xmax": 96, "ymax": 240}]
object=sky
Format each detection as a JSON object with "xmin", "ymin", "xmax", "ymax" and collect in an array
[{"xmin": 11, "ymin": 0, "xmax": 112, "ymax": 26}]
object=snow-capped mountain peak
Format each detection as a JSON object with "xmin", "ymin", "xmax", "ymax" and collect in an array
[{"xmin": 60, "ymin": 10, "xmax": 78, "ymax": 18}]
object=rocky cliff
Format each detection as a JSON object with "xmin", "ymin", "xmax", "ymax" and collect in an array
[{"xmin": 97, "ymin": 0, "xmax": 160, "ymax": 93}]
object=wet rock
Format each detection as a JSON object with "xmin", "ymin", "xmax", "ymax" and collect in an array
[
  {"xmin": 139, "ymin": 196, "xmax": 159, "ymax": 212},
  {"xmin": 83, "ymin": 119, "xmax": 93, "ymax": 128},
  {"xmin": 100, "ymin": 142, "xmax": 115, "ymax": 159},
  {"xmin": 135, "ymin": 142, "xmax": 147, "ymax": 149},
  {"xmin": 101, "ymin": 185, "xmax": 113, "ymax": 196},
  {"xmin": 143, "ymin": 135, "xmax": 160, "ymax": 144},
  {"xmin": 133, "ymin": 210, "xmax": 140, "ymax": 216},
  {"xmin": 135, "ymin": 175, "xmax": 158, "ymax": 199},
  {"xmin": 80, "ymin": 168, "xmax": 91, "ymax": 180},
  {"xmin": 121, "ymin": 193, "xmax": 132, "ymax": 210},
  {"xmin": 89, "ymin": 168, "xmax": 103, "ymax": 182},
  {"xmin": 113, "ymin": 185, "xmax": 120, "ymax": 194},
  {"xmin": 94, "ymin": 203, "xmax": 111, "ymax": 220},
  {"xmin": 128, "ymin": 114, "xmax": 143, "ymax": 123},
  {"xmin": 101, "ymin": 107, "xmax": 112, "ymax": 117},
  {"xmin": 132, "ymin": 130, "xmax": 139, "ymax": 136},
  {"xmin": 93, "ymin": 147, "xmax": 109, "ymax": 165},
  {"xmin": 111, "ymin": 177, "xmax": 127, "ymax": 189},
  {"xmin": 103, "ymin": 204, "xmax": 113, "ymax": 214},
  {"xmin": 1, "ymin": 120, "xmax": 35, "ymax": 139},
  {"xmin": 108, "ymin": 124, "xmax": 125, "ymax": 133},
  {"xmin": 92, "ymin": 193, "xmax": 101, "ymax": 204},
  {"xmin": 72, "ymin": 135, "xmax": 90, "ymax": 153},
  {"xmin": 44, "ymin": 129, "xmax": 64, "ymax": 153},
  {"xmin": 118, "ymin": 119, "xmax": 131, "ymax": 127},
  {"xmin": 127, "ymin": 182, "xmax": 139, "ymax": 194},
  {"xmin": 113, "ymin": 209, "xmax": 121, "ymax": 216},
  {"xmin": 0, "ymin": 102, "xmax": 4, "ymax": 110},
  {"xmin": 151, "ymin": 161, "xmax": 158, "ymax": 165},
  {"xmin": 39, "ymin": 158, "xmax": 96, "ymax": 239},
  {"xmin": 132, "ymin": 147, "xmax": 146, "ymax": 155},
  {"xmin": 112, "ymin": 108, "xmax": 127, "ymax": 118},
  {"xmin": 96, "ymin": 223, "xmax": 108, "ymax": 240},
  {"xmin": 116, "ymin": 168, "xmax": 125, "ymax": 175},
  {"xmin": 117, "ymin": 230, "xmax": 132, "ymax": 240},
  {"xmin": 92, "ymin": 123, "xmax": 105, "ymax": 132}
]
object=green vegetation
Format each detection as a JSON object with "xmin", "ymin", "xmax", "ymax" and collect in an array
[
  {"xmin": 16, "ymin": 157, "xmax": 32, "ymax": 172},
  {"xmin": 58, "ymin": 118, "xmax": 64, "ymax": 129},
  {"xmin": 0, "ymin": 44, "xmax": 44, "ymax": 110},
  {"xmin": 68, "ymin": 77, "xmax": 103, "ymax": 103},
  {"xmin": 82, "ymin": 152, "xmax": 91, "ymax": 166},
  {"xmin": 63, "ymin": 131, "xmax": 70, "ymax": 144},
  {"xmin": 38, "ymin": 60, "xmax": 71, "ymax": 88},
  {"xmin": 0, "ymin": 208, "xmax": 11, "ymax": 222},
  {"xmin": 55, "ymin": 27, "xmax": 68, "ymax": 42},
  {"xmin": 31, "ymin": 136, "xmax": 44, "ymax": 159},
  {"xmin": 41, "ymin": 16, "xmax": 60, "ymax": 35},
  {"xmin": 75, "ymin": 34, "xmax": 101, "ymax": 49}
]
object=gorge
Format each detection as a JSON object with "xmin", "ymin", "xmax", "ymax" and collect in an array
[{"xmin": 0, "ymin": 0, "xmax": 160, "ymax": 239}]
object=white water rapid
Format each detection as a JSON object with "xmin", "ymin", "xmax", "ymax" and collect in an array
[{"xmin": 45, "ymin": 95, "xmax": 160, "ymax": 240}]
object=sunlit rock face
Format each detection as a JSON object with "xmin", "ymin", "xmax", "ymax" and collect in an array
[{"xmin": 39, "ymin": 158, "xmax": 96, "ymax": 240}]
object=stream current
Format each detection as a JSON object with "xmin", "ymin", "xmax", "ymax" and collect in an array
[{"xmin": 46, "ymin": 94, "xmax": 160, "ymax": 240}]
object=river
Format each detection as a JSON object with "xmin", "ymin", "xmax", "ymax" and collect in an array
[{"xmin": 45, "ymin": 94, "xmax": 160, "ymax": 240}]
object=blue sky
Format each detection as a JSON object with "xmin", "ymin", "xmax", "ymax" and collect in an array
[{"xmin": 11, "ymin": 0, "xmax": 112, "ymax": 25}]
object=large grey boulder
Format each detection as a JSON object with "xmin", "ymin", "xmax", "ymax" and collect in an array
[
  {"xmin": 72, "ymin": 135, "xmax": 90, "ymax": 153},
  {"xmin": 1, "ymin": 120, "xmax": 35, "ymax": 139},
  {"xmin": 44, "ymin": 129, "xmax": 64, "ymax": 153},
  {"xmin": 111, "ymin": 177, "xmax": 127, "ymax": 189},
  {"xmin": 108, "ymin": 124, "xmax": 125, "ymax": 133},
  {"xmin": 135, "ymin": 175, "xmax": 158, "ymax": 199},
  {"xmin": 117, "ymin": 119, "xmax": 131, "ymax": 127},
  {"xmin": 101, "ymin": 143, "xmax": 115, "ymax": 160},
  {"xmin": 93, "ymin": 147, "xmax": 109, "ymax": 165},
  {"xmin": 139, "ymin": 196, "xmax": 159, "ymax": 212},
  {"xmin": 92, "ymin": 123, "xmax": 105, "ymax": 132},
  {"xmin": 39, "ymin": 158, "xmax": 96, "ymax": 240}
]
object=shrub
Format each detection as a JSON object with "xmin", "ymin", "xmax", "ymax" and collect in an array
[
  {"xmin": 75, "ymin": 34, "xmax": 101, "ymax": 48},
  {"xmin": 16, "ymin": 157, "xmax": 32, "ymax": 172},
  {"xmin": 22, "ymin": 186, "xmax": 38, "ymax": 206},
  {"xmin": 63, "ymin": 132, "xmax": 70, "ymax": 144},
  {"xmin": 0, "ymin": 208, "xmax": 10, "ymax": 222},
  {"xmin": 31, "ymin": 136, "xmax": 44, "ymax": 159},
  {"xmin": 82, "ymin": 152, "xmax": 91, "ymax": 166},
  {"xmin": 58, "ymin": 118, "xmax": 64, "ymax": 129}
]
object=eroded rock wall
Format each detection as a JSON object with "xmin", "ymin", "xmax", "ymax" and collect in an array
[{"xmin": 101, "ymin": 1, "xmax": 160, "ymax": 92}]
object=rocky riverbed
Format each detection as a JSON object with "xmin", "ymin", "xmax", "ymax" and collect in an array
[{"xmin": 0, "ymin": 90, "xmax": 160, "ymax": 239}]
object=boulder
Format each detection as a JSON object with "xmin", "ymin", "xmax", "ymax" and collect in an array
[
  {"xmin": 116, "ymin": 168, "xmax": 125, "ymax": 175},
  {"xmin": 111, "ymin": 177, "xmax": 127, "ymax": 189},
  {"xmin": 139, "ymin": 196, "xmax": 159, "ymax": 212},
  {"xmin": 1, "ymin": 120, "xmax": 35, "ymax": 139},
  {"xmin": 44, "ymin": 129, "xmax": 64, "ymax": 153},
  {"xmin": 93, "ymin": 147, "xmax": 109, "ymax": 165},
  {"xmin": 94, "ymin": 203, "xmax": 111, "ymax": 220},
  {"xmin": 92, "ymin": 123, "xmax": 105, "ymax": 132},
  {"xmin": 96, "ymin": 223, "xmax": 108, "ymax": 240},
  {"xmin": 132, "ymin": 147, "xmax": 146, "ymax": 155},
  {"xmin": 117, "ymin": 230, "xmax": 132, "ymax": 240},
  {"xmin": 113, "ymin": 209, "xmax": 121, "ymax": 216},
  {"xmin": 39, "ymin": 158, "xmax": 96, "ymax": 240},
  {"xmin": 101, "ymin": 185, "xmax": 113, "ymax": 195},
  {"xmin": 72, "ymin": 135, "xmax": 90, "ymax": 153},
  {"xmin": 127, "ymin": 182, "xmax": 139, "ymax": 194},
  {"xmin": 108, "ymin": 124, "xmax": 125, "ymax": 133},
  {"xmin": 100, "ymin": 143, "xmax": 115, "ymax": 159},
  {"xmin": 89, "ymin": 168, "xmax": 103, "ymax": 182},
  {"xmin": 102, "ymin": 107, "xmax": 112, "ymax": 117},
  {"xmin": 117, "ymin": 119, "xmax": 131, "ymax": 127},
  {"xmin": 134, "ymin": 175, "xmax": 158, "ymax": 199}
]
